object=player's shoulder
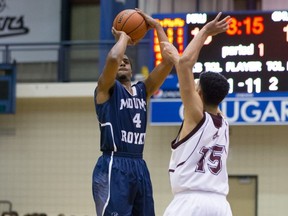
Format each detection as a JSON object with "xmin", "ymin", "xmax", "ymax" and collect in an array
[
  {"xmin": 132, "ymin": 81, "xmax": 147, "ymax": 94},
  {"xmin": 133, "ymin": 80, "xmax": 145, "ymax": 88}
]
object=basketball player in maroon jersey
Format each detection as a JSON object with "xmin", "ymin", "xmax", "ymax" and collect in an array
[{"xmin": 161, "ymin": 12, "xmax": 233, "ymax": 216}]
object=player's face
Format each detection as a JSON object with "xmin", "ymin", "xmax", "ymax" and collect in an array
[{"xmin": 116, "ymin": 55, "xmax": 132, "ymax": 82}]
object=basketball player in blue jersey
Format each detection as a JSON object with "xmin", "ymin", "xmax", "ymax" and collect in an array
[
  {"xmin": 160, "ymin": 13, "xmax": 233, "ymax": 215},
  {"xmin": 92, "ymin": 9, "xmax": 173, "ymax": 216}
]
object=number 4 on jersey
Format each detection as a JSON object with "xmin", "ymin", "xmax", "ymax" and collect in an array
[{"xmin": 133, "ymin": 113, "xmax": 141, "ymax": 128}]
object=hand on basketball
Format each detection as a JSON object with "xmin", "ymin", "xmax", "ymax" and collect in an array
[
  {"xmin": 111, "ymin": 27, "xmax": 134, "ymax": 45},
  {"xmin": 135, "ymin": 8, "xmax": 159, "ymax": 30},
  {"xmin": 203, "ymin": 12, "xmax": 231, "ymax": 36}
]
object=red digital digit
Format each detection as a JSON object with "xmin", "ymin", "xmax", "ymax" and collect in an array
[
  {"xmin": 226, "ymin": 17, "xmax": 238, "ymax": 35},
  {"xmin": 243, "ymin": 17, "xmax": 251, "ymax": 34},
  {"xmin": 252, "ymin": 16, "xmax": 264, "ymax": 35}
]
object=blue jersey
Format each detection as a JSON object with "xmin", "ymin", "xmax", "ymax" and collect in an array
[{"xmin": 95, "ymin": 80, "xmax": 147, "ymax": 155}]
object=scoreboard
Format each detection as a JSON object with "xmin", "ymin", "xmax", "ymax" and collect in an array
[
  {"xmin": 149, "ymin": 10, "xmax": 288, "ymax": 125},
  {"xmin": 151, "ymin": 10, "xmax": 288, "ymax": 95}
]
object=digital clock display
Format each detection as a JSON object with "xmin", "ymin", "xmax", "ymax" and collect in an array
[{"xmin": 151, "ymin": 11, "xmax": 288, "ymax": 95}]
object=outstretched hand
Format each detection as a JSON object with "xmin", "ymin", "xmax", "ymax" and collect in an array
[
  {"xmin": 203, "ymin": 12, "xmax": 231, "ymax": 36},
  {"xmin": 111, "ymin": 27, "xmax": 134, "ymax": 46},
  {"xmin": 135, "ymin": 8, "xmax": 160, "ymax": 30}
]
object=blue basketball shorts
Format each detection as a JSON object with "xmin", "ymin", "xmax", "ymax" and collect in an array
[{"xmin": 92, "ymin": 152, "xmax": 155, "ymax": 216}]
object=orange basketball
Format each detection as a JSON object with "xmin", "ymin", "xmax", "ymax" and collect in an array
[{"xmin": 113, "ymin": 9, "xmax": 148, "ymax": 42}]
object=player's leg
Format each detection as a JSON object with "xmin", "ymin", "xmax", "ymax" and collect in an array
[
  {"xmin": 132, "ymin": 159, "xmax": 155, "ymax": 216},
  {"xmin": 163, "ymin": 194, "xmax": 186, "ymax": 216},
  {"xmin": 92, "ymin": 155, "xmax": 110, "ymax": 215},
  {"xmin": 207, "ymin": 194, "xmax": 233, "ymax": 216},
  {"xmin": 164, "ymin": 192, "xmax": 232, "ymax": 216},
  {"xmin": 93, "ymin": 155, "xmax": 140, "ymax": 216},
  {"xmin": 164, "ymin": 192, "xmax": 208, "ymax": 216}
]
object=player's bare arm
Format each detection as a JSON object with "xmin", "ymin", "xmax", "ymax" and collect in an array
[
  {"xmin": 136, "ymin": 9, "xmax": 174, "ymax": 99},
  {"xmin": 178, "ymin": 12, "xmax": 231, "ymax": 138},
  {"xmin": 96, "ymin": 28, "xmax": 133, "ymax": 104}
]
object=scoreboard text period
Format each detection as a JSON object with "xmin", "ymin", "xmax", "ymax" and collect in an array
[{"xmin": 151, "ymin": 11, "xmax": 288, "ymax": 95}]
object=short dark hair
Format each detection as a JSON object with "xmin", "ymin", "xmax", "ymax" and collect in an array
[{"xmin": 199, "ymin": 71, "xmax": 229, "ymax": 106}]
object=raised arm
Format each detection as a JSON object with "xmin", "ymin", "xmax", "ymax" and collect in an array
[
  {"xmin": 178, "ymin": 12, "xmax": 231, "ymax": 133},
  {"xmin": 136, "ymin": 9, "xmax": 173, "ymax": 99},
  {"xmin": 96, "ymin": 28, "xmax": 132, "ymax": 104},
  {"xmin": 160, "ymin": 13, "xmax": 230, "ymax": 138}
]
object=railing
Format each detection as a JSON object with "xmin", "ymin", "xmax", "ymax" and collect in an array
[{"xmin": 0, "ymin": 40, "xmax": 151, "ymax": 83}]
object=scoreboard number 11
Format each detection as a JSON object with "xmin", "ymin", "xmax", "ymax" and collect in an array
[{"xmin": 227, "ymin": 77, "xmax": 279, "ymax": 94}]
